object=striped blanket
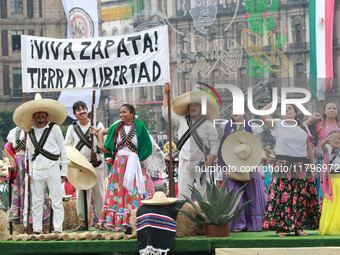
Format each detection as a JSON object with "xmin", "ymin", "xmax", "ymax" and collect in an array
[{"xmin": 136, "ymin": 201, "xmax": 185, "ymax": 255}]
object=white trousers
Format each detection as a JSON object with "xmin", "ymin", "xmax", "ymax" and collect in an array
[
  {"xmin": 32, "ymin": 164, "xmax": 64, "ymax": 233},
  {"xmin": 178, "ymin": 158, "xmax": 207, "ymax": 200},
  {"xmin": 76, "ymin": 161, "xmax": 104, "ymax": 221}
]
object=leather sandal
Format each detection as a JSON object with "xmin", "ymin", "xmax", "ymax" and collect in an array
[
  {"xmin": 276, "ymin": 231, "xmax": 286, "ymax": 237},
  {"xmin": 74, "ymin": 225, "xmax": 86, "ymax": 231},
  {"xmin": 295, "ymin": 230, "xmax": 307, "ymax": 236},
  {"xmin": 234, "ymin": 228, "xmax": 242, "ymax": 232}
]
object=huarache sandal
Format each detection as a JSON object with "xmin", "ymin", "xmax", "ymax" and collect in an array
[
  {"xmin": 74, "ymin": 225, "xmax": 86, "ymax": 231},
  {"xmin": 234, "ymin": 228, "xmax": 242, "ymax": 232},
  {"xmin": 295, "ymin": 230, "xmax": 308, "ymax": 236},
  {"xmin": 276, "ymin": 231, "xmax": 286, "ymax": 237},
  {"xmin": 99, "ymin": 226, "xmax": 107, "ymax": 231}
]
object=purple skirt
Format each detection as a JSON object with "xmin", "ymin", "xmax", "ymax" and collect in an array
[
  {"xmin": 8, "ymin": 156, "xmax": 50, "ymax": 225},
  {"xmin": 225, "ymin": 170, "xmax": 267, "ymax": 232}
]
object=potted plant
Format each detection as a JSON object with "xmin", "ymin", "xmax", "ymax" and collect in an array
[{"xmin": 177, "ymin": 178, "xmax": 252, "ymax": 237}]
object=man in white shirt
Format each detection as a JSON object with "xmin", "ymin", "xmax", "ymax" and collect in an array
[
  {"xmin": 65, "ymin": 101, "xmax": 105, "ymax": 231},
  {"xmin": 162, "ymin": 83, "xmax": 219, "ymax": 200},
  {"xmin": 14, "ymin": 94, "xmax": 69, "ymax": 235}
]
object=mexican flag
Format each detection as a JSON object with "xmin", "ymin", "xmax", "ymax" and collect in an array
[{"xmin": 308, "ymin": 0, "xmax": 335, "ymax": 100}]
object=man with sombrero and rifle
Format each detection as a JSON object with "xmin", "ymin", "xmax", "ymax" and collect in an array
[
  {"xmin": 162, "ymin": 83, "xmax": 219, "ymax": 200},
  {"xmin": 65, "ymin": 100, "xmax": 105, "ymax": 231},
  {"xmin": 13, "ymin": 93, "xmax": 68, "ymax": 235}
]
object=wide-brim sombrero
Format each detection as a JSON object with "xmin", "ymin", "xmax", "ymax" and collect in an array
[
  {"xmin": 66, "ymin": 146, "xmax": 97, "ymax": 190},
  {"xmin": 141, "ymin": 191, "xmax": 178, "ymax": 205},
  {"xmin": 171, "ymin": 90, "xmax": 220, "ymax": 123},
  {"xmin": 13, "ymin": 93, "xmax": 67, "ymax": 132},
  {"xmin": 221, "ymin": 132, "xmax": 262, "ymax": 181}
]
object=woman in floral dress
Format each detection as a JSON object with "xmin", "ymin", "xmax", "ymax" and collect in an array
[
  {"xmin": 260, "ymin": 98, "xmax": 320, "ymax": 237},
  {"xmin": 5, "ymin": 127, "xmax": 50, "ymax": 226},
  {"xmin": 97, "ymin": 104, "xmax": 152, "ymax": 232}
]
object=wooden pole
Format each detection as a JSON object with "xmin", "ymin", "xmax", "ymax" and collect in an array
[
  {"xmin": 23, "ymin": 93, "xmax": 32, "ymax": 234},
  {"xmin": 167, "ymin": 90, "xmax": 174, "ymax": 197}
]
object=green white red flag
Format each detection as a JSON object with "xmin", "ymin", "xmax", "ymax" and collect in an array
[{"xmin": 308, "ymin": 0, "xmax": 335, "ymax": 100}]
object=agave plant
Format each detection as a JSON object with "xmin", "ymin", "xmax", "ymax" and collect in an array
[{"xmin": 177, "ymin": 178, "xmax": 252, "ymax": 226}]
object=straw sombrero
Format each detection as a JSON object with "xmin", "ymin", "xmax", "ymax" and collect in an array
[
  {"xmin": 171, "ymin": 90, "xmax": 220, "ymax": 123},
  {"xmin": 141, "ymin": 191, "xmax": 178, "ymax": 205},
  {"xmin": 263, "ymin": 146, "xmax": 274, "ymax": 155},
  {"xmin": 0, "ymin": 169, "xmax": 8, "ymax": 177},
  {"xmin": 66, "ymin": 146, "xmax": 97, "ymax": 190},
  {"xmin": 13, "ymin": 93, "xmax": 67, "ymax": 132},
  {"xmin": 221, "ymin": 132, "xmax": 262, "ymax": 181}
]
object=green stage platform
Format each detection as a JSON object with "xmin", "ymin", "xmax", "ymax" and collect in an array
[{"xmin": 2, "ymin": 230, "xmax": 340, "ymax": 255}]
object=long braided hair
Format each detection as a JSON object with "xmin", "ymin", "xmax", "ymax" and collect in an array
[
  {"xmin": 113, "ymin": 104, "xmax": 136, "ymax": 151},
  {"xmin": 322, "ymin": 101, "xmax": 340, "ymax": 130},
  {"xmin": 288, "ymin": 104, "xmax": 308, "ymax": 134}
]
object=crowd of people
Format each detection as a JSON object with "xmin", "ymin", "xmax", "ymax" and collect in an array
[{"xmin": 0, "ymin": 83, "xmax": 339, "ymax": 237}]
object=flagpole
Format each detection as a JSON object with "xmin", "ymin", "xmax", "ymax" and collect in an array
[{"xmin": 167, "ymin": 90, "xmax": 174, "ymax": 197}]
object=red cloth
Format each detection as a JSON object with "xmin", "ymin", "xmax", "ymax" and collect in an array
[
  {"xmin": 64, "ymin": 180, "xmax": 75, "ymax": 197},
  {"xmin": 4, "ymin": 143, "xmax": 17, "ymax": 181}
]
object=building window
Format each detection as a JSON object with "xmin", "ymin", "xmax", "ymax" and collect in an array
[
  {"xmin": 239, "ymin": 67, "xmax": 247, "ymax": 91},
  {"xmin": 39, "ymin": 0, "xmax": 42, "ymax": 18},
  {"xmin": 183, "ymin": 72, "xmax": 189, "ymax": 94},
  {"xmin": 12, "ymin": 30, "xmax": 23, "ymax": 52},
  {"xmin": 27, "ymin": 0, "xmax": 33, "ymax": 18},
  {"xmin": 295, "ymin": 24, "xmax": 302, "ymax": 43},
  {"xmin": 1, "ymin": 30, "xmax": 8, "ymax": 56},
  {"xmin": 11, "ymin": 0, "xmax": 23, "ymax": 13},
  {"xmin": 296, "ymin": 63, "xmax": 303, "ymax": 78},
  {"xmin": 3, "ymin": 65, "xmax": 9, "ymax": 95},
  {"xmin": 1, "ymin": 0, "xmax": 7, "ymax": 18},
  {"xmin": 140, "ymin": 87, "xmax": 147, "ymax": 98},
  {"xmin": 13, "ymin": 68, "xmax": 22, "ymax": 97},
  {"xmin": 40, "ymin": 30, "xmax": 43, "ymax": 36},
  {"xmin": 28, "ymin": 29, "xmax": 34, "ymax": 36},
  {"xmin": 112, "ymin": 28, "xmax": 119, "ymax": 36},
  {"xmin": 212, "ymin": 70, "xmax": 219, "ymax": 86}
]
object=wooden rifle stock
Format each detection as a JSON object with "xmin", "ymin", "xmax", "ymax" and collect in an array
[{"xmin": 90, "ymin": 91, "xmax": 97, "ymax": 164}]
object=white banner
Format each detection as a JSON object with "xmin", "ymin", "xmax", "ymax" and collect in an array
[
  {"xmin": 62, "ymin": 0, "xmax": 99, "ymax": 38},
  {"xmin": 21, "ymin": 25, "xmax": 170, "ymax": 93}
]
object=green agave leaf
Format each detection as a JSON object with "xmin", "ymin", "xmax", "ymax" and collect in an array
[
  {"xmin": 177, "ymin": 209, "xmax": 208, "ymax": 225},
  {"xmin": 206, "ymin": 179, "xmax": 212, "ymax": 197},
  {"xmin": 200, "ymin": 201, "xmax": 217, "ymax": 224},
  {"xmin": 189, "ymin": 185, "xmax": 205, "ymax": 204},
  {"xmin": 216, "ymin": 215, "xmax": 232, "ymax": 226},
  {"xmin": 207, "ymin": 180, "xmax": 221, "ymax": 214},
  {"xmin": 220, "ymin": 187, "xmax": 235, "ymax": 215},
  {"xmin": 226, "ymin": 183, "xmax": 248, "ymax": 215},
  {"xmin": 219, "ymin": 178, "xmax": 228, "ymax": 198},
  {"xmin": 181, "ymin": 194, "xmax": 207, "ymax": 220},
  {"xmin": 228, "ymin": 200, "xmax": 252, "ymax": 222}
]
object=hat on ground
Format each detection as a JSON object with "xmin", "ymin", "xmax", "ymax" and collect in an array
[
  {"xmin": 221, "ymin": 132, "xmax": 262, "ymax": 181},
  {"xmin": 263, "ymin": 146, "xmax": 274, "ymax": 155},
  {"xmin": 13, "ymin": 93, "xmax": 68, "ymax": 132},
  {"xmin": 66, "ymin": 146, "xmax": 97, "ymax": 190},
  {"xmin": 141, "ymin": 191, "xmax": 178, "ymax": 205},
  {"xmin": 171, "ymin": 90, "xmax": 220, "ymax": 123}
]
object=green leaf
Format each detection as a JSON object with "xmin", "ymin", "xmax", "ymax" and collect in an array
[
  {"xmin": 226, "ymin": 183, "xmax": 248, "ymax": 215},
  {"xmin": 219, "ymin": 177, "xmax": 228, "ymax": 198},
  {"xmin": 265, "ymin": 182, "xmax": 269, "ymax": 197},
  {"xmin": 216, "ymin": 215, "xmax": 232, "ymax": 226},
  {"xmin": 220, "ymin": 187, "xmax": 235, "ymax": 215},
  {"xmin": 189, "ymin": 185, "xmax": 206, "ymax": 205},
  {"xmin": 181, "ymin": 194, "xmax": 207, "ymax": 221},
  {"xmin": 199, "ymin": 201, "xmax": 217, "ymax": 224},
  {"xmin": 177, "ymin": 209, "xmax": 208, "ymax": 225},
  {"xmin": 207, "ymin": 180, "xmax": 222, "ymax": 214},
  {"xmin": 228, "ymin": 200, "xmax": 253, "ymax": 222}
]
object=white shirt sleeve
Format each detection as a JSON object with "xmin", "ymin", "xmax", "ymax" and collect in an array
[
  {"xmin": 64, "ymin": 125, "xmax": 74, "ymax": 146},
  {"xmin": 162, "ymin": 106, "xmax": 181, "ymax": 127},
  {"xmin": 54, "ymin": 125, "xmax": 68, "ymax": 176},
  {"xmin": 250, "ymin": 123, "xmax": 263, "ymax": 136}
]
